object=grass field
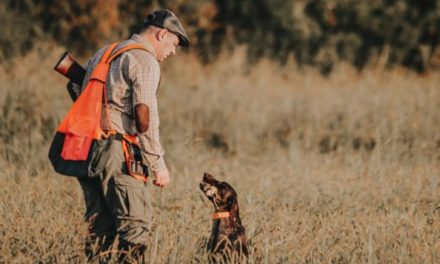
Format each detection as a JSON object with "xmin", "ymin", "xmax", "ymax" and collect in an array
[{"xmin": 0, "ymin": 44, "xmax": 439, "ymax": 263}]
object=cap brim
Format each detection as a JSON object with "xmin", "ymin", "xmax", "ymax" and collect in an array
[
  {"xmin": 167, "ymin": 30, "xmax": 189, "ymax": 47},
  {"xmin": 145, "ymin": 23, "xmax": 189, "ymax": 47},
  {"xmin": 177, "ymin": 34, "xmax": 189, "ymax": 47}
]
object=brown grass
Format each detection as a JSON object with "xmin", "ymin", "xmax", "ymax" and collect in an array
[{"xmin": 0, "ymin": 43, "xmax": 439, "ymax": 263}]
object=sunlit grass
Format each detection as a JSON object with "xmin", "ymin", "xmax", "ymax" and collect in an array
[{"xmin": 0, "ymin": 45, "xmax": 439, "ymax": 263}]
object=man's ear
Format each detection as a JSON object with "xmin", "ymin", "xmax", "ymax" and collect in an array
[{"xmin": 156, "ymin": 29, "xmax": 167, "ymax": 42}]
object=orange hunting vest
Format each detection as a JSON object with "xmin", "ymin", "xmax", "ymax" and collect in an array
[
  {"xmin": 59, "ymin": 42, "xmax": 147, "ymax": 159},
  {"xmin": 49, "ymin": 42, "xmax": 149, "ymax": 178}
]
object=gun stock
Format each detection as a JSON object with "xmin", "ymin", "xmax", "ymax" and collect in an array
[{"xmin": 54, "ymin": 52, "xmax": 86, "ymax": 86}]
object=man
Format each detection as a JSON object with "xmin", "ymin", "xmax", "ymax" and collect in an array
[{"xmin": 66, "ymin": 9, "xmax": 189, "ymax": 262}]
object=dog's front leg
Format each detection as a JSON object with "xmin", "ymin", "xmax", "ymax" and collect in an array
[{"xmin": 208, "ymin": 220, "xmax": 220, "ymax": 252}]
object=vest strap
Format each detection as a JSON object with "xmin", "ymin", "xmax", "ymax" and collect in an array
[{"xmin": 97, "ymin": 43, "xmax": 148, "ymax": 133}]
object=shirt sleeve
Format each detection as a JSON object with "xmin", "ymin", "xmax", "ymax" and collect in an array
[{"xmin": 130, "ymin": 54, "xmax": 166, "ymax": 172}]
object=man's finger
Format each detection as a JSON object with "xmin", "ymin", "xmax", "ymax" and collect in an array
[
  {"xmin": 153, "ymin": 177, "xmax": 165, "ymax": 187},
  {"xmin": 159, "ymin": 179, "xmax": 168, "ymax": 187}
]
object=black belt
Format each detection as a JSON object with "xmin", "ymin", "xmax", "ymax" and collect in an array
[{"xmin": 114, "ymin": 132, "xmax": 124, "ymax": 141}]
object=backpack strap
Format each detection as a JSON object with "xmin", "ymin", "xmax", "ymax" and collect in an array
[
  {"xmin": 90, "ymin": 42, "xmax": 120, "ymax": 83},
  {"xmin": 99, "ymin": 43, "xmax": 149, "ymax": 136},
  {"xmin": 101, "ymin": 42, "xmax": 120, "ymax": 63},
  {"xmin": 106, "ymin": 44, "xmax": 148, "ymax": 64},
  {"xmin": 90, "ymin": 43, "xmax": 148, "ymax": 83}
]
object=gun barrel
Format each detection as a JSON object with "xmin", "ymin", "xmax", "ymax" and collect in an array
[{"xmin": 54, "ymin": 52, "xmax": 86, "ymax": 86}]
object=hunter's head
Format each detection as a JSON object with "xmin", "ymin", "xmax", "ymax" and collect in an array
[{"xmin": 141, "ymin": 9, "xmax": 189, "ymax": 62}]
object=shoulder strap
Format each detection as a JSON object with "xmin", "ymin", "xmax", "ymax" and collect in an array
[
  {"xmin": 106, "ymin": 44, "xmax": 148, "ymax": 64},
  {"xmin": 90, "ymin": 43, "xmax": 147, "ymax": 83},
  {"xmin": 90, "ymin": 42, "xmax": 120, "ymax": 83},
  {"xmin": 100, "ymin": 43, "xmax": 148, "ymax": 136},
  {"xmin": 100, "ymin": 42, "xmax": 120, "ymax": 64}
]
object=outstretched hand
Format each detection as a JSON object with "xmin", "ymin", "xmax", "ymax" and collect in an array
[{"xmin": 153, "ymin": 167, "xmax": 170, "ymax": 188}]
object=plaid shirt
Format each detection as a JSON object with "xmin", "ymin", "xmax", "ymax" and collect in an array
[{"xmin": 69, "ymin": 34, "xmax": 166, "ymax": 172}]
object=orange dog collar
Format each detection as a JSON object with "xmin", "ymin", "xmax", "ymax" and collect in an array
[{"xmin": 212, "ymin": 212, "xmax": 230, "ymax": 220}]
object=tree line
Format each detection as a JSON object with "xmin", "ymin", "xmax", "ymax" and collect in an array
[{"xmin": 1, "ymin": 0, "xmax": 439, "ymax": 74}]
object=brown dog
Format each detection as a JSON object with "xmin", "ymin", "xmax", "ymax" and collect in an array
[{"xmin": 200, "ymin": 172, "xmax": 249, "ymax": 257}]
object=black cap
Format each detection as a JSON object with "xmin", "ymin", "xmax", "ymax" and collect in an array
[{"xmin": 144, "ymin": 9, "xmax": 190, "ymax": 47}]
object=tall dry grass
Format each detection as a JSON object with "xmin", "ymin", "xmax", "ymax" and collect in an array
[{"xmin": 0, "ymin": 43, "xmax": 439, "ymax": 263}]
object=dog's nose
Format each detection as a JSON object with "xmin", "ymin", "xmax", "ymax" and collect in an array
[{"xmin": 203, "ymin": 172, "xmax": 211, "ymax": 181}]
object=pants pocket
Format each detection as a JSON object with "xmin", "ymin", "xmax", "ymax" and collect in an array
[
  {"xmin": 112, "ymin": 174, "xmax": 151, "ymax": 219},
  {"xmin": 91, "ymin": 139, "xmax": 124, "ymax": 178},
  {"xmin": 109, "ymin": 176, "xmax": 152, "ymax": 244}
]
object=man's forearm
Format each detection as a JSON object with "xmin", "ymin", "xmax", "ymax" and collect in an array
[{"xmin": 138, "ymin": 133, "xmax": 166, "ymax": 172}]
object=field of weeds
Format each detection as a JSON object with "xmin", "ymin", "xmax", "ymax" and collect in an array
[{"xmin": 0, "ymin": 45, "xmax": 439, "ymax": 263}]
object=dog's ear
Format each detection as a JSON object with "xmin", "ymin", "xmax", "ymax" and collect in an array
[
  {"xmin": 226, "ymin": 193, "xmax": 236, "ymax": 206},
  {"xmin": 228, "ymin": 195, "xmax": 239, "ymax": 221}
]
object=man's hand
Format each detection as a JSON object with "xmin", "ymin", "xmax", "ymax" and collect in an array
[{"xmin": 153, "ymin": 167, "xmax": 170, "ymax": 187}]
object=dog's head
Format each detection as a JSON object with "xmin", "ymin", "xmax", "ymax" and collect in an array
[{"xmin": 200, "ymin": 172, "xmax": 238, "ymax": 212}]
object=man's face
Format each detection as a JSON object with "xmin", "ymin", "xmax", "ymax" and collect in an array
[{"xmin": 156, "ymin": 29, "xmax": 179, "ymax": 62}]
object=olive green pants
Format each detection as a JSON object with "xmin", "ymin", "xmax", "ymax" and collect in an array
[{"xmin": 77, "ymin": 139, "xmax": 152, "ymax": 262}]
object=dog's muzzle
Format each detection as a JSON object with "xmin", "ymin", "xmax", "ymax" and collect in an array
[{"xmin": 200, "ymin": 182, "xmax": 217, "ymax": 198}]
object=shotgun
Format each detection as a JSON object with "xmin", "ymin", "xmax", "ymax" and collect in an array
[{"xmin": 53, "ymin": 52, "xmax": 86, "ymax": 86}]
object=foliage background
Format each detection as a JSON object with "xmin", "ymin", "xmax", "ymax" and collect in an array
[
  {"xmin": 1, "ymin": 0, "xmax": 440, "ymax": 74},
  {"xmin": 0, "ymin": 0, "xmax": 439, "ymax": 263}
]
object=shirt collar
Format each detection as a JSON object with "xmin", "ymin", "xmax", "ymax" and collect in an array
[{"xmin": 130, "ymin": 34, "xmax": 157, "ymax": 59}]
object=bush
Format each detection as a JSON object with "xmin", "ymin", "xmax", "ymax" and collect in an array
[
  {"xmin": 1, "ymin": 0, "xmax": 440, "ymax": 73},
  {"xmin": 0, "ymin": 0, "xmax": 41, "ymax": 63}
]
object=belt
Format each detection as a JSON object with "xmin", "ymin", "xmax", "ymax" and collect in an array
[
  {"xmin": 114, "ymin": 132, "xmax": 124, "ymax": 141},
  {"xmin": 112, "ymin": 132, "xmax": 149, "ymax": 180}
]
